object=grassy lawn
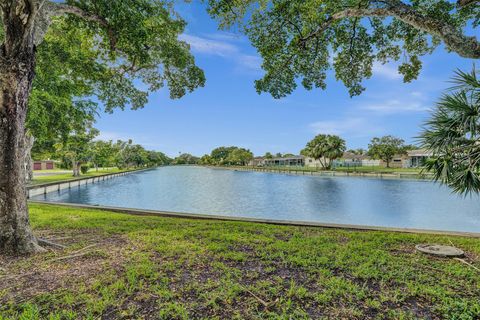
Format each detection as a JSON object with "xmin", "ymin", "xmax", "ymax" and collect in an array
[
  {"xmin": 1, "ymin": 204, "xmax": 479, "ymax": 319},
  {"xmin": 29, "ymin": 168, "xmax": 125, "ymax": 186},
  {"xmin": 333, "ymin": 166, "xmax": 423, "ymax": 173}
]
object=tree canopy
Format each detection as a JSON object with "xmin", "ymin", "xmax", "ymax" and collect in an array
[
  {"xmin": 421, "ymin": 68, "xmax": 480, "ymax": 194},
  {"xmin": 226, "ymin": 148, "xmax": 254, "ymax": 165},
  {"xmin": 367, "ymin": 135, "xmax": 406, "ymax": 167},
  {"xmin": 301, "ymin": 134, "xmax": 346, "ymax": 169},
  {"xmin": 0, "ymin": 0, "xmax": 206, "ymax": 254},
  {"xmin": 54, "ymin": 125, "xmax": 99, "ymax": 176},
  {"xmin": 206, "ymin": 0, "xmax": 480, "ymax": 97},
  {"xmin": 173, "ymin": 153, "xmax": 200, "ymax": 165},
  {"xmin": 24, "ymin": 1, "xmax": 207, "ymax": 157}
]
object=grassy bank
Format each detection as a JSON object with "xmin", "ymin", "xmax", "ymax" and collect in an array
[
  {"xmin": 1, "ymin": 203, "xmax": 479, "ymax": 319},
  {"xmin": 220, "ymin": 165, "xmax": 424, "ymax": 175},
  {"xmin": 333, "ymin": 166, "xmax": 422, "ymax": 173},
  {"xmin": 29, "ymin": 168, "xmax": 130, "ymax": 186}
]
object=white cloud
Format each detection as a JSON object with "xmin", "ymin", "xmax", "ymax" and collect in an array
[
  {"xmin": 410, "ymin": 91, "xmax": 423, "ymax": 98},
  {"xmin": 310, "ymin": 118, "xmax": 384, "ymax": 137},
  {"xmin": 179, "ymin": 34, "xmax": 238, "ymax": 57},
  {"xmin": 361, "ymin": 99, "xmax": 428, "ymax": 114},
  {"xmin": 372, "ymin": 62, "xmax": 402, "ymax": 80},
  {"xmin": 203, "ymin": 32, "xmax": 244, "ymax": 42},
  {"xmin": 235, "ymin": 54, "xmax": 262, "ymax": 72},
  {"xmin": 180, "ymin": 33, "xmax": 262, "ymax": 73}
]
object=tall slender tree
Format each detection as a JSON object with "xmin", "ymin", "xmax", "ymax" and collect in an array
[{"xmin": 0, "ymin": 1, "xmax": 205, "ymax": 254}]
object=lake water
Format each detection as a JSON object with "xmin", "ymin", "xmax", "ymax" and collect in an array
[{"xmin": 33, "ymin": 166, "xmax": 480, "ymax": 232}]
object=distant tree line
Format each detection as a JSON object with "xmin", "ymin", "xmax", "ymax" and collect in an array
[
  {"xmin": 167, "ymin": 146, "xmax": 254, "ymax": 166},
  {"xmin": 172, "ymin": 153, "xmax": 200, "ymax": 165},
  {"xmin": 54, "ymin": 136, "xmax": 171, "ymax": 177},
  {"xmin": 31, "ymin": 121, "xmax": 171, "ymax": 177}
]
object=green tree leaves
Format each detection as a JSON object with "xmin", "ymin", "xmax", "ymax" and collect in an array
[
  {"xmin": 301, "ymin": 134, "xmax": 346, "ymax": 169},
  {"xmin": 367, "ymin": 136, "xmax": 406, "ymax": 168},
  {"xmin": 25, "ymin": 1, "xmax": 206, "ymax": 158},
  {"xmin": 206, "ymin": 0, "xmax": 480, "ymax": 97},
  {"xmin": 421, "ymin": 67, "xmax": 480, "ymax": 195},
  {"xmin": 209, "ymin": 146, "xmax": 254, "ymax": 165}
]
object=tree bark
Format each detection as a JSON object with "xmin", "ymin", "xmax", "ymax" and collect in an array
[
  {"xmin": 0, "ymin": 52, "xmax": 44, "ymax": 254},
  {"xmin": 0, "ymin": 0, "xmax": 45, "ymax": 254},
  {"xmin": 72, "ymin": 160, "xmax": 80, "ymax": 177}
]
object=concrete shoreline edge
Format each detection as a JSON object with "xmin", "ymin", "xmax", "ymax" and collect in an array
[
  {"xmin": 27, "ymin": 167, "xmax": 154, "ymax": 199},
  {"xmin": 202, "ymin": 165, "xmax": 435, "ymax": 181},
  {"xmin": 28, "ymin": 200, "xmax": 480, "ymax": 238}
]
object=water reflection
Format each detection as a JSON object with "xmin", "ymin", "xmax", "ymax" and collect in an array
[{"xmin": 32, "ymin": 166, "xmax": 480, "ymax": 232}]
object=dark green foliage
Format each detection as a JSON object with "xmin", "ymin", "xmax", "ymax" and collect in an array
[
  {"xmin": 421, "ymin": 68, "xmax": 480, "ymax": 195},
  {"xmin": 62, "ymin": 0, "xmax": 206, "ymax": 108},
  {"xmin": 209, "ymin": 146, "xmax": 254, "ymax": 165},
  {"xmin": 264, "ymin": 152, "xmax": 273, "ymax": 159},
  {"xmin": 80, "ymin": 165, "xmax": 89, "ymax": 174},
  {"xmin": 367, "ymin": 136, "xmax": 406, "ymax": 168},
  {"xmin": 301, "ymin": 134, "xmax": 346, "ymax": 169},
  {"xmin": 173, "ymin": 153, "xmax": 200, "ymax": 165},
  {"xmin": 205, "ymin": 0, "xmax": 480, "ymax": 97},
  {"xmin": 26, "ymin": 1, "xmax": 205, "ymax": 158}
]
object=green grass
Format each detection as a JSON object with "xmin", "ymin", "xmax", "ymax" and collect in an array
[
  {"xmin": 29, "ymin": 168, "xmax": 125, "ymax": 186},
  {"xmin": 31, "ymin": 169, "xmax": 68, "ymax": 174},
  {"xmin": 333, "ymin": 166, "xmax": 422, "ymax": 173},
  {"xmin": 1, "ymin": 203, "xmax": 479, "ymax": 319},
  {"xmin": 237, "ymin": 165, "xmax": 425, "ymax": 175}
]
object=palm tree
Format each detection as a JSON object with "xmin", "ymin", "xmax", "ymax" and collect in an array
[
  {"xmin": 301, "ymin": 134, "xmax": 346, "ymax": 169},
  {"xmin": 420, "ymin": 67, "xmax": 480, "ymax": 195}
]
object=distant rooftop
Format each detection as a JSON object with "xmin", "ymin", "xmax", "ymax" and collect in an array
[{"xmin": 407, "ymin": 149, "xmax": 433, "ymax": 157}]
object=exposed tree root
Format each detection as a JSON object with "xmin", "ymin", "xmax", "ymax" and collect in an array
[
  {"xmin": 37, "ymin": 238, "xmax": 67, "ymax": 250},
  {"xmin": 49, "ymin": 252, "xmax": 91, "ymax": 262}
]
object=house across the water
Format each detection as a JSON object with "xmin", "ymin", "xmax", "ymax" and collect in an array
[
  {"xmin": 405, "ymin": 149, "xmax": 433, "ymax": 168},
  {"xmin": 33, "ymin": 160, "xmax": 56, "ymax": 171},
  {"xmin": 264, "ymin": 155, "xmax": 305, "ymax": 167},
  {"xmin": 248, "ymin": 157, "xmax": 266, "ymax": 167},
  {"xmin": 380, "ymin": 149, "xmax": 433, "ymax": 168},
  {"xmin": 334, "ymin": 152, "xmax": 380, "ymax": 167},
  {"xmin": 247, "ymin": 149, "xmax": 432, "ymax": 169}
]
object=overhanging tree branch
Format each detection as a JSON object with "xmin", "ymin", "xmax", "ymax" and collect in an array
[
  {"xmin": 457, "ymin": 0, "xmax": 480, "ymax": 7},
  {"xmin": 300, "ymin": 2, "xmax": 480, "ymax": 59},
  {"xmin": 49, "ymin": 2, "xmax": 117, "ymax": 50},
  {"xmin": 52, "ymin": 3, "xmax": 108, "ymax": 28}
]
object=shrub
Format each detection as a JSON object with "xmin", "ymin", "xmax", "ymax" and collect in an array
[{"xmin": 80, "ymin": 165, "xmax": 89, "ymax": 174}]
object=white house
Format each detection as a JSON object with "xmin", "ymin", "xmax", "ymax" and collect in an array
[{"xmin": 405, "ymin": 149, "xmax": 433, "ymax": 168}]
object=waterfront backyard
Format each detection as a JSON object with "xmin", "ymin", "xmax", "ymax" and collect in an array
[
  {"xmin": 0, "ymin": 203, "xmax": 479, "ymax": 319},
  {"xmin": 1, "ymin": 0, "xmax": 479, "ymax": 319}
]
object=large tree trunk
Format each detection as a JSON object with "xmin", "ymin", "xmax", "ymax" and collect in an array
[
  {"xmin": 0, "ymin": 1, "xmax": 44, "ymax": 254},
  {"xmin": 0, "ymin": 65, "xmax": 43, "ymax": 254},
  {"xmin": 72, "ymin": 160, "xmax": 80, "ymax": 177}
]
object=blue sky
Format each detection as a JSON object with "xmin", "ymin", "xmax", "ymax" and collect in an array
[{"xmin": 96, "ymin": 1, "xmax": 474, "ymax": 157}]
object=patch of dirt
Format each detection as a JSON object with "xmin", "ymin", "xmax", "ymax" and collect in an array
[
  {"xmin": 0, "ymin": 233, "xmax": 469, "ymax": 320},
  {"xmin": 0, "ymin": 230, "xmax": 130, "ymax": 306}
]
